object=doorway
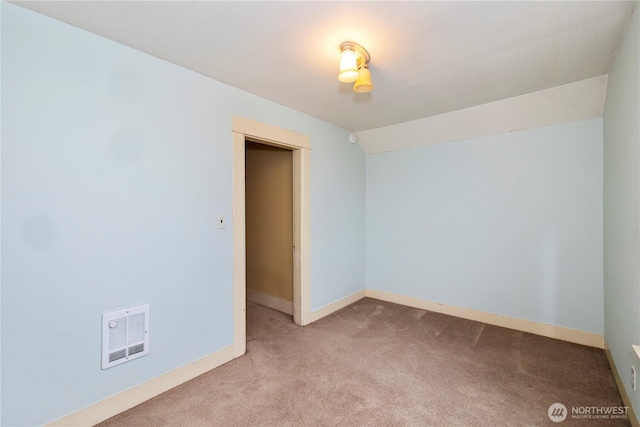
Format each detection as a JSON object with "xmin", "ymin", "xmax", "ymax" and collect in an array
[
  {"xmin": 245, "ymin": 141, "xmax": 294, "ymax": 316},
  {"xmin": 231, "ymin": 116, "xmax": 311, "ymax": 358}
]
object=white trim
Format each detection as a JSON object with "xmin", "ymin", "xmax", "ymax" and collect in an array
[
  {"xmin": 365, "ymin": 289, "xmax": 604, "ymax": 349},
  {"xmin": 296, "ymin": 147, "xmax": 312, "ymax": 326},
  {"xmin": 605, "ymin": 341, "xmax": 640, "ymax": 427},
  {"xmin": 309, "ymin": 290, "xmax": 366, "ymax": 323},
  {"xmin": 356, "ymin": 75, "xmax": 608, "ymax": 154},
  {"xmin": 232, "ymin": 116, "xmax": 311, "ymax": 330},
  {"xmin": 247, "ymin": 288, "xmax": 294, "ymax": 315},
  {"xmin": 633, "ymin": 344, "xmax": 640, "ymax": 360},
  {"xmin": 232, "ymin": 132, "xmax": 247, "ymax": 358},
  {"xmin": 45, "ymin": 346, "xmax": 235, "ymax": 427},
  {"xmin": 232, "ymin": 116, "xmax": 311, "ymax": 150}
]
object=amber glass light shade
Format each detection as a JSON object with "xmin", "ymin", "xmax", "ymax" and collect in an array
[{"xmin": 353, "ymin": 65, "xmax": 373, "ymax": 93}]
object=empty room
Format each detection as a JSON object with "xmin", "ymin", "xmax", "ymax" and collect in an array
[{"xmin": 2, "ymin": 1, "xmax": 640, "ymax": 426}]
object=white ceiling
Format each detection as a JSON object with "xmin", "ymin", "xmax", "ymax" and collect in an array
[{"xmin": 13, "ymin": 1, "xmax": 637, "ymax": 132}]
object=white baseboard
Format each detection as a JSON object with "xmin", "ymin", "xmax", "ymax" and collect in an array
[
  {"xmin": 46, "ymin": 290, "xmax": 607, "ymax": 426},
  {"xmin": 365, "ymin": 289, "xmax": 604, "ymax": 349},
  {"xmin": 605, "ymin": 341, "xmax": 639, "ymax": 427},
  {"xmin": 46, "ymin": 345, "xmax": 236, "ymax": 427},
  {"xmin": 247, "ymin": 288, "xmax": 293, "ymax": 315},
  {"xmin": 309, "ymin": 289, "xmax": 367, "ymax": 323}
]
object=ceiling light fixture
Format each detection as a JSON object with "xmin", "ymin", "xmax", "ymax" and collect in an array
[{"xmin": 338, "ymin": 42, "xmax": 373, "ymax": 93}]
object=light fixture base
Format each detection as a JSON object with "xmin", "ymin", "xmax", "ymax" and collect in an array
[{"xmin": 340, "ymin": 42, "xmax": 370, "ymax": 65}]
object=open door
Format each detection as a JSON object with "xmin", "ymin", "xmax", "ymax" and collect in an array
[
  {"xmin": 245, "ymin": 141, "xmax": 294, "ymax": 316},
  {"xmin": 231, "ymin": 116, "xmax": 311, "ymax": 358}
]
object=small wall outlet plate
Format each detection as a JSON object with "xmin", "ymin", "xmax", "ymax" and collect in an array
[{"xmin": 217, "ymin": 215, "xmax": 225, "ymax": 229}]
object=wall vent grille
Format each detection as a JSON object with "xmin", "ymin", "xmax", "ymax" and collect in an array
[{"xmin": 102, "ymin": 304, "xmax": 149, "ymax": 369}]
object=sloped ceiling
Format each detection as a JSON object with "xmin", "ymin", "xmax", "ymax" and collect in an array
[
  {"xmin": 357, "ymin": 75, "xmax": 608, "ymax": 154},
  {"xmin": 13, "ymin": 1, "xmax": 637, "ymax": 132}
]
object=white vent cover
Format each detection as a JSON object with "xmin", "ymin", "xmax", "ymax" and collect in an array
[{"xmin": 102, "ymin": 304, "xmax": 149, "ymax": 369}]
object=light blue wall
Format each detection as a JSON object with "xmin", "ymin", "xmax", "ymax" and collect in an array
[
  {"xmin": 603, "ymin": 3, "xmax": 640, "ymax": 418},
  {"xmin": 367, "ymin": 119, "xmax": 604, "ymax": 333},
  {"xmin": 0, "ymin": 4, "xmax": 365, "ymax": 426}
]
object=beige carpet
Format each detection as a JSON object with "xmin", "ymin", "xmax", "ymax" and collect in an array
[{"xmin": 99, "ymin": 298, "xmax": 629, "ymax": 426}]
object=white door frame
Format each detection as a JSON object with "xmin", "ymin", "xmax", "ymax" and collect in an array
[{"xmin": 231, "ymin": 116, "xmax": 311, "ymax": 357}]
